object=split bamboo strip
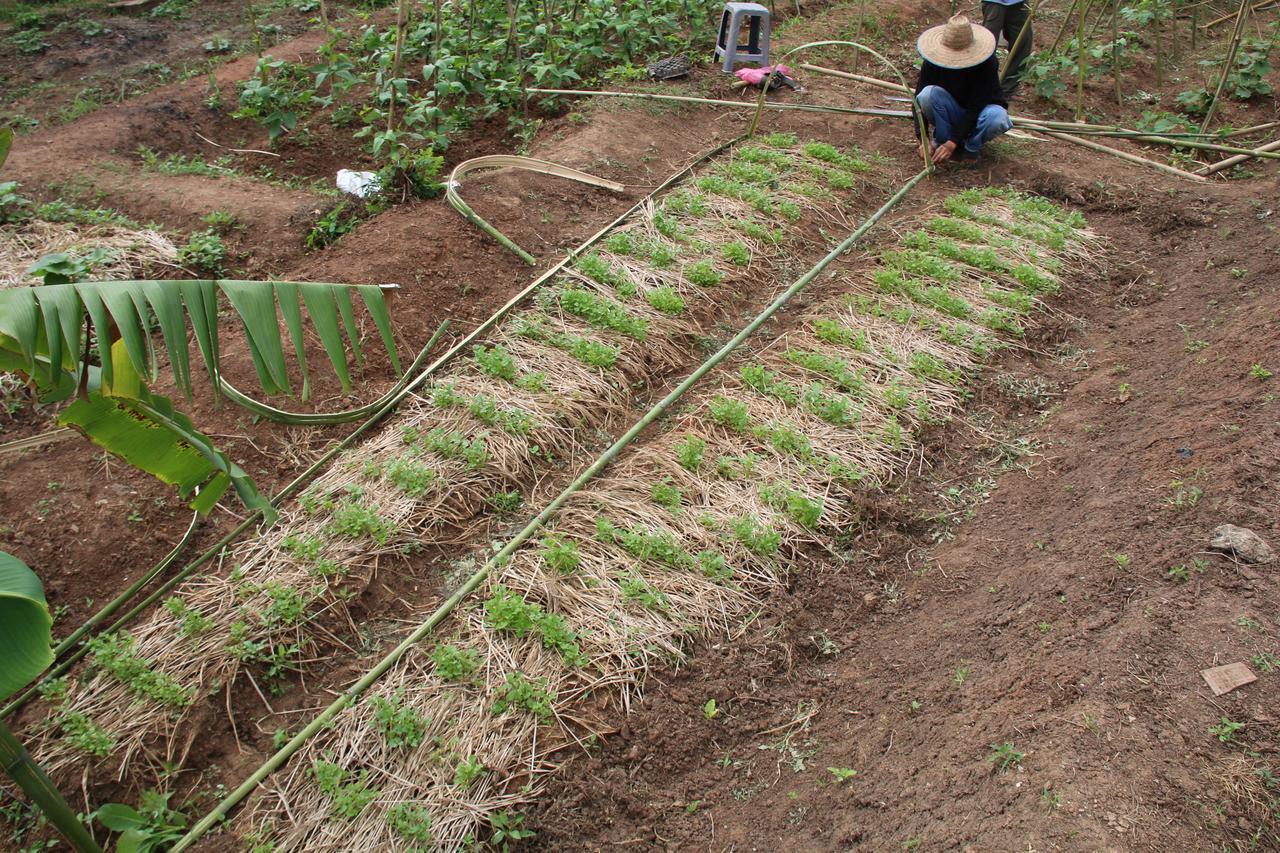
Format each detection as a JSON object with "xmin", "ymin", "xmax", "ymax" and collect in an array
[
  {"xmin": 1199, "ymin": 0, "xmax": 1253, "ymax": 134},
  {"xmin": 1197, "ymin": 136, "xmax": 1280, "ymax": 174},
  {"xmin": 797, "ymin": 63, "xmax": 911, "ymax": 93},
  {"xmin": 446, "ymin": 155, "xmax": 625, "ymax": 264},
  {"xmin": 1202, "ymin": 0, "xmax": 1275, "ymax": 28},
  {"xmin": 527, "ymin": 87, "xmax": 913, "ymax": 119},
  {"xmin": 0, "ymin": 428, "xmax": 76, "ymax": 458},
  {"xmin": 1037, "ymin": 129, "xmax": 1209, "ymax": 180},
  {"xmin": 169, "ymin": 168, "xmax": 931, "ymax": 853},
  {"xmin": 1223, "ymin": 120, "xmax": 1280, "ymax": 138}
]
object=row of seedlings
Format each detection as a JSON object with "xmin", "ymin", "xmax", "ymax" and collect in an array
[
  {"xmin": 238, "ymin": 188, "xmax": 1100, "ymax": 850},
  {"xmin": 25, "ymin": 136, "xmax": 892, "ymax": 787}
]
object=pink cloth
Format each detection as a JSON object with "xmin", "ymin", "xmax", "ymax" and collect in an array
[{"xmin": 735, "ymin": 64, "xmax": 792, "ymax": 85}]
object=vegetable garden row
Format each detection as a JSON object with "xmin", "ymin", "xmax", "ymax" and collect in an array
[
  {"xmin": 225, "ymin": 182, "xmax": 1097, "ymax": 850},
  {"xmin": 13, "ymin": 133, "xmax": 923, "ymax": 848}
]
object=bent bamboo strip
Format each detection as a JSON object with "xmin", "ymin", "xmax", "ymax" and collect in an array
[
  {"xmin": 1037, "ymin": 130, "xmax": 1208, "ymax": 181},
  {"xmin": 446, "ymin": 155, "xmax": 625, "ymax": 264},
  {"xmin": 1197, "ymin": 136, "xmax": 1280, "ymax": 174}
]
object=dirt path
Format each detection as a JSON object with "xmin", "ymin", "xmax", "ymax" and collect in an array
[{"xmin": 531, "ymin": 173, "xmax": 1280, "ymax": 849}]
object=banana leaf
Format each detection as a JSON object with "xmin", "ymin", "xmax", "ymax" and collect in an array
[{"xmin": 0, "ymin": 279, "xmax": 400, "ymax": 405}]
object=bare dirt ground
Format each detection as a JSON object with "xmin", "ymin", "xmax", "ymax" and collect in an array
[{"xmin": 2, "ymin": 0, "xmax": 1279, "ymax": 848}]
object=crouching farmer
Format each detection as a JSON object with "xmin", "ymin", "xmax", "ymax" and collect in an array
[{"xmin": 913, "ymin": 14, "xmax": 1012, "ymax": 166}]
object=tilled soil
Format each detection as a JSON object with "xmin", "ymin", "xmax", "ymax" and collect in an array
[{"xmin": 531, "ymin": 174, "xmax": 1280, "ymax": 850}]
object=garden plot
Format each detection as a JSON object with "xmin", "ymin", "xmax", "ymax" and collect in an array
[
  {"xmin": 237, "ymin": 188, "xmax": 1100, "ymax": 851},
  {"xmin": 22, "ymin": 136, "xmax": 890, "ymax": 787}
]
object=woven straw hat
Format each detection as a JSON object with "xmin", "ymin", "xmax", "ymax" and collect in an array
[{"xmin": 917, "ymin": 14, "xmax": 996, "ymax": 69}]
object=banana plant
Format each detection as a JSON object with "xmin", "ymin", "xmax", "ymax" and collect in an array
[
  {"xmin": 0, "ymin": 551, "xmax": 102, "ymax": 852},
  {"xmin": 0, "ymin": 279, "xmax": 401, "ymax": 520}
]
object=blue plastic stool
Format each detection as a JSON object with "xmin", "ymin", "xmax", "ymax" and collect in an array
[{"xmin": 715, "ymin": 2, "xmax": 771, "ymax": 72}]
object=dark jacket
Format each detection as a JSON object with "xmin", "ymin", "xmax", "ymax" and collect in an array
[{"xmin": 913, "ymin": 54, "xmax": 1007, "ymax": 146}]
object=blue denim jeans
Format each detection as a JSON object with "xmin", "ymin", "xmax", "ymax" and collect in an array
[{"xmin": 916, "ymin": 85, "xmax": 1012, "ymax": 154}]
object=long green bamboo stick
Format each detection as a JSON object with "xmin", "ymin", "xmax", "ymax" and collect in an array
[
  {"xmin": 1199, "ymin": 0, "xmax": 1252, "ymax": 134},
  {"xmin": 0, "ymin": 719, "xmax": 101, "ymax": 852},
  {"xmin": 170, "ymin": 167, "xmax": 931, "ymax": 853}
]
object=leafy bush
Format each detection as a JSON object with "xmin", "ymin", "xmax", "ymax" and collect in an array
[{"xmin": 177, "ymin": 230, "xmax": 227, "ymax": 275}]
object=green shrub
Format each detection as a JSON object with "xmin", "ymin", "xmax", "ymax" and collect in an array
[{"xmin": 177, "ymin": 229, "xmax": 227, "ymax": 274}]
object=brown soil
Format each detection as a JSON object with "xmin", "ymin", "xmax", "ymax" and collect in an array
[
  {"xmin": 531, "ymin": 163, "xmax": 1280, "ymax": 852},
  {"xmin": 2, "ymin": 0, "xmax": 1279, "ymax": 847}
]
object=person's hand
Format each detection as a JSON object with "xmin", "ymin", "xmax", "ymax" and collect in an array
[{"xmin": 932, "ymin": 140, "xmax": 958, "ymax": 165}]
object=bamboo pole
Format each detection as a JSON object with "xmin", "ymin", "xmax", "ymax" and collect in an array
[
  {"xmin": 1223, "ymin": 120, "xmax": 1280, "ymax": 138},
  {"xmin": 0, "ymin": 719, "xmax": 101, "ymax": 852},
  {"xmin": 1000, "ymin": 0, "xmax": 1038, "ymax": 86},
  {"xmin": 1038, "ymin": 129, "xmax": 1209, "ymax": 180},
  {"xmin": 446, "ymin": 155, "xmax": 625, "ymax": 265},
  {"xmin": 1196, "ymin": 136, "xmax": 1280, "ymax": 174},
  {"xmin": 169, "ymin": 167, "xmax": 930, "ymax": 853},
  {"xmin": 1202, "ymin": 0, "xmax": 1275, "ymax": 29},
  {"xmin": 1199, "ymin": 0, "xmax": 1252, "ymax": 134},
  {"xmin": 850, "ymin": 0, "xmax": 868, "ymax": 71},
  {"xmin": 1075, "ymin": 0, "xmax": 1087, "ymax": 121},
  {"xmin": 797, "ymin": 63, "xmax": 910, "ymax": 92},
  {"xmin": 1112, "ymin": 0, "xmax": 1122, "ymax": 105},
  {"xmin": 528, "ymin": 87, "xmax": 913, "ymax": 119}
]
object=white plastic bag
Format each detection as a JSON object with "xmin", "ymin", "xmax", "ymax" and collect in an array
[{"xmin": 335, "ymin": 169, "xmax": 381, "ymax": 198}]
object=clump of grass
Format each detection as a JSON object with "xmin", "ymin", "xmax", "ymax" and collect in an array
[
  {"xmin": 685, "ymin": 259, "xmax": 722, "ymax": 288},
  {"xmin": 516, "ymin": 318, "xmax": 621, "ymax": 369},
  {"xmin": 675, "ymin": 435, "xmax": 706, "ymax": 471},
  {"xmin": 472, "ymin": 344, "xmax": 518, "ymax": 381},
  {"xmin": 431, "ymin": 643, "xmax": 480, "ymax": 681},
  {"xmin": 312, "ymin": 761, "xmax": 380, "ymax": 820},
  {"xmin": 801, "ymin": 382, "xmax": 859, "ymax": 427},
  {"xmin": 371, "ymin": 690, "xmax": 429, "ymax": 749},
  {"xmin": 576, "ymin": 252, "xmax": 624, "ymax": 288},
  {"xmin": 721, "ymin": 241, "xmax": 750, "ymax": 266},
  {"xmin": 645, "ymin": 286, "xmax": 685, "ymax": 315},
  {"xmin": 539, "ymin": 534, "xmax": 581, "ymax": 575},
  {"xmin": 484, "ymin": 586, "xmax": 585, "ymax": 665},
  {"xmin": 559, "ymin": 288, "xmax": 648, "ymax": 340},
  {"xmin": 418, "ymin": 428, "xmax": 488, "ymax": 470},
  {"xmin": 492, "ymin": 671, "xmax": 554, "ymax": 721},
  {"xmin": 383, "ymin": 457, "xmax": 440, "ymax": 497},
  {"xmin": 709, "ymin": 395, "xmax": 752, "ymax": 432},
  {"xmin": 618, "ymin": 573, "xmax": 669, "ymax": 610},
  {"xmin": 812, "ymin": 317, "xmax": 867, "ymax": 350}
]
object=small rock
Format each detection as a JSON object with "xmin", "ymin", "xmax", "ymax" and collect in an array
[{"xmin": 1209, "ymin": 524, "xmax": 1276, "ymax": 564}]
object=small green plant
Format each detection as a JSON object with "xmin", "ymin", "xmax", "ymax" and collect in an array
[
  {"xmin": 201, "ymin": 209, "xmax": 239, "ymax": 232},
  {"xmin": 454, "ymin": 755, "xmax": 485, "ymax": 788},
  {"xmin": 1112, "ymin": 553, "xmax": 1131, "ymax": 569},
  {"xmin": 702, "ymin": 698, "xmax": 719, "ymax": 719},
  {"xmin": 88, "ymin": 633, "xmax": 193, "ymax": 710},
  {"xmin": 729, "ymin": 515, "xmax": 781, "ymax": 557},
  {"xmin": 1249, "ymin": 363, "xmax": 1273, "ymax": 381},
  {"xmin": 176, "ymin": 230, "xmax": 227, "ymax": 274},
  {"xmin": 492, "ymin": 672, "xmax": 554, "ymax": 721},
  {"xmin": 312, "ymin": 761, "xmax": 380, "ymax": 819},
  {"xmin": 163, "ymin": 596, "xmax": 214, "ymax": 638},
  {"xmin": 559, "ymin": 288, "xmax": 648, "ymax": 340},
  {"xmin": 95, "ymin": 790, "xmax": 189, "ymax": 853},
  {"xmin": 645, "ymin": 286, "xmax": 685, "ymax": 315},
  {"xmin": 721, "ymin": 241, "xmax": 750, "ymax": 266},
  {"xmin": 1208, "ymin": 716, "xmax": 1244, "ymax": 744},
  {"xmin": 370, "ymin": 690, "xmax": 429, "ymax": 749},
  {"xmin": 487, "ymin": 491, "xmax": 523, "ymax": 514},
  {"xmin": 618, "ymin": 573, "xmax": 669, "ymax": 610},
  {"xmin": 649, "ymin": 478, "xmax": 683, "ymax": 510},
  {"xmin": 489, "ymin": 811, "xmax": 535, "ymax": 851},
  {"xmin": 988, "ymin": 742, "xmax": 1025, "ymax": 772},
  {"xmin": 387, "ymin": 802, "xmax": 433, "ymax": 848},
  {"xmin": 328, "ymin": 501, "xmax": 394, "ymax": 544},
  {"xmin": 685, "ymin": 259, "xmax": 722, "ymax": 288},
  {"xmin": 827, "ymin": 767, "xmax": 857, "ymax": 783},
  {"xmin": 952, "ymin": 664, "xmax": 971, "ymax": 686},
  {"xmin": 473, "ymin": 344, "xmax": 518, "ymax": 381},
  {"xmin": 539, "ymin": 534, "xmax": 581, "ymax": 575},
  {"xmin": 674, "ymin": 434, "xmax": 706, "ymax": 472},
  {"xmin": 431, "ymin": 643, "xmax": 480, "ymax": 681}
]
